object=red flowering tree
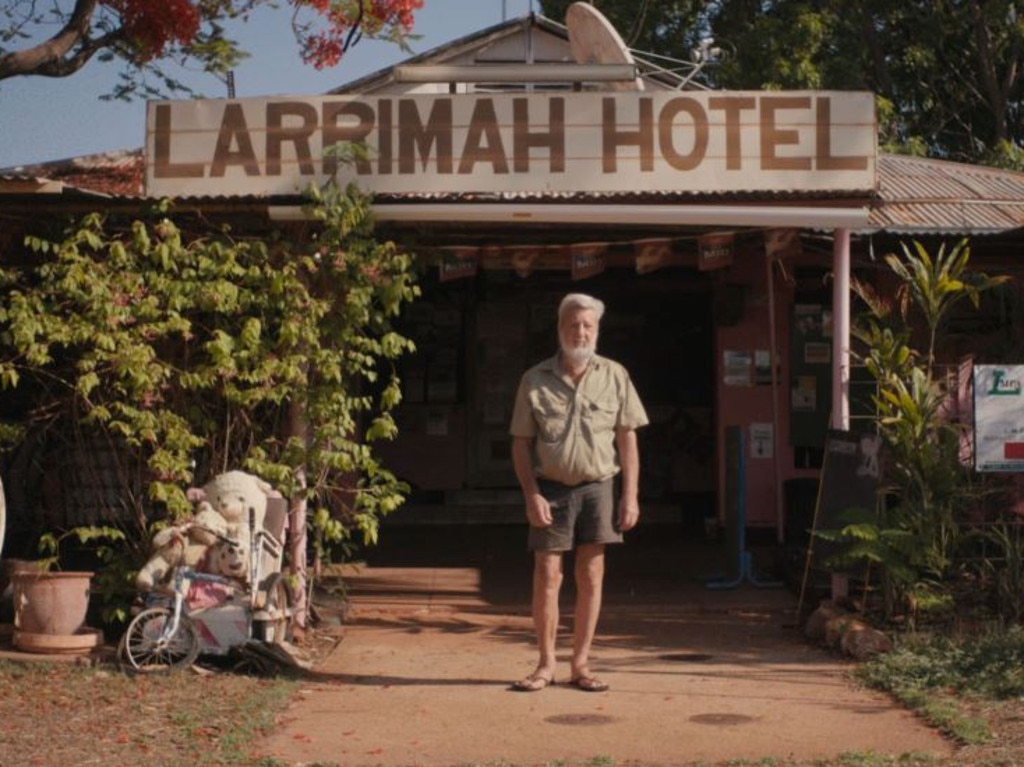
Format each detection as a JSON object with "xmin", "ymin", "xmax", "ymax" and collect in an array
[{"xmin": 0, "ymin": 0, "xmax": 423, "ymax": 96}]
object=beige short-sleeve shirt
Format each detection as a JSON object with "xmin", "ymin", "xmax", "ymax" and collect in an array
[{"xmin": 509, "ymin": 353, "xmax": 649, "ymax": 486}]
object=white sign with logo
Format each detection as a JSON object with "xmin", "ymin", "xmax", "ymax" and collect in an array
[{"xmin": 974, "ymin": 364, "xmax": 1024, "ymax": 472}]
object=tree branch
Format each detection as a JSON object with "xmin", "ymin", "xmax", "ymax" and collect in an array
[{"xmin": 0, "ymin": 0, "xmax": 116, "ymax": 80}]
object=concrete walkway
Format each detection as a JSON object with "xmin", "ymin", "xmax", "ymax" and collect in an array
[{"xmin": 259, "ymin": 534, "xmax": 954, "ymax": 767}]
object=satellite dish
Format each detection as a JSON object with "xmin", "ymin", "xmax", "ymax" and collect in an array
[{"xmin": 565, "ymin": 2, "xmax": 644, "ymax": 91}]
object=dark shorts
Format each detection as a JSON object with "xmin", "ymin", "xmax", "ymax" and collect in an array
[{"xmin": 527, "ymin": 477, "xmax": 623, "ymax": 552}]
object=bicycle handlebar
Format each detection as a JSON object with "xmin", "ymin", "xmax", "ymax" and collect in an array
[{"xmin": 178, "ymin": 522, "xmax": 239, "ymax": 548}]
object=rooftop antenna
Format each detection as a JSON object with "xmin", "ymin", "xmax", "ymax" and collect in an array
[{"xmin": 565, "ymin": 2, "xmax": 643, "ymax": 91}]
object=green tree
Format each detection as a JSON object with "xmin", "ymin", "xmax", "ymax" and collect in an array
[
  {"xmin": 706, "ymin": 1, "xmax": 1024, "ymax": 165},
  {"xmin": 540, "ymin": 1, "xmax": 1024, "ymax": 167},
  {"xmin": 0, "ymin": 181, "xmax": 419, "ymax": 621}
]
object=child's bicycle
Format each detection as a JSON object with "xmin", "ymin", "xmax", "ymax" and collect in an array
[{"xmin": 118, "ymin": 500, "xmax": 292, "ymax": 674}]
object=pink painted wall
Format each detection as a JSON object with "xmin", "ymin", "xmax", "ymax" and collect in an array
[{"xmin": 713, "ymin": 250, "xmax": 819, "ymax": 533}]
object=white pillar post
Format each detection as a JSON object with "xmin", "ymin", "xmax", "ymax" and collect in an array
[
  {"xmin": 830, "ymin": 228, "xmax": 852, "ymax": 599},
  {"xmin": 832, "ymin": 229, "xmax": 851, "ymax": 431}
]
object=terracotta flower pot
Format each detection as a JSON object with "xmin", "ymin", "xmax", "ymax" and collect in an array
[
  {"xmin": 1, "ymin": 558, "xmax": 38, "ymax": 592},
  {"xmin": 1, "ymin": 559, "xmax": 40, "ymax": 625},
  {"xmin": 11, "ymin": 626, "xmax": 103, "ymax": 654},
  {"xmin": 11, "ymin": 570, "xmax": 94, "ymax": 637}
]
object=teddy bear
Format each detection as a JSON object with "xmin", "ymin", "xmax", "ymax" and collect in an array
[
  {"xmin": 190, "ymin": 470, "xmax": 276, "ymax": 586},
  {"xmin": 134, "ymin": 502, "xmax": 229, "ymax": 593},
  {"xmin": 184, "ymin": 537, "xmax": 248, "ymax": 610},
  {"xmin": 208, "ymin": 537, "xmax": 249, "ymax": 584},
  {"xmin": 135, "ymin": 470, "xmax": 274, "ymax": 593},
  {"xmin": 198, "ymin": 469, "xmax": 274, "ymax": 547}
]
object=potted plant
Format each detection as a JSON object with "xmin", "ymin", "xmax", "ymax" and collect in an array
[{"xmin": 9, "ymin": 526, "xmax": 122, "ymax": 654}]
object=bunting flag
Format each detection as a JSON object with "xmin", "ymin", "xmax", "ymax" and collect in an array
[
  {"xmin": 698, "ymin": 232, "xmax": 735, "ymax": 271},
  {"xmin": 508, "ymin": 245, "xmax": 543, "ymax": 278},
  {"xmin": 437, "ymin": 246, "xmax": 479, "ymax": 282},
  {"xmin": 570, "ymin": 242, "xmax": 608, "ymax": 280},
  {"xmin": 634, "ymin": 238, "xmax": 673, "ymax": 274},
  {"xmin": 764, "ymin": 228, "xmax": 803, "ymax": 260},
  {"xmin": 433, "ymin": 231, "xmax": 797, "ymax": 278},
  {"xmin": 477, "ymin": 244, "xmax": 504, "ymax": 270}
]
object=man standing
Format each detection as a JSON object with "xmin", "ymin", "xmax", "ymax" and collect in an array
[{"xmin": 508, "ymin": 292, "xmax": 648, "ymax": 692}]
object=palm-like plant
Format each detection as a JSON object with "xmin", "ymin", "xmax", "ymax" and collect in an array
[
  {"xmin": 885, "ymin": 239, "xmax": 1010, "ymax": 373},
  {"xmin": 826, "ymin": 239, "xmax": 1008, "ymax": 621}
]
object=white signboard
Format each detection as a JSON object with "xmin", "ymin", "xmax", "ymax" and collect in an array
[
  {"xmin": 145, "ymin": 91, "xmax": 876, "ymax": 198},
  {"xmin": 974, "ymin": 364, "xmax": 1024, "ymax": 472},
  {"xmin": 750, "ymin": 423, "xmax": 774, "ymax": 459}
]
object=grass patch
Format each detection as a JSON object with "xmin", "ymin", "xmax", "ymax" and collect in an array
[
  {"xmin": 0, "ymin": 658, "xmax": 299, "ymax": 765},
  {"xmin": 828, "ymin": 753, "xmax": 941, "ymax": 766},
  {"xmin": 852, "ymin": 629, "xmax": 1024, "ymax": 745}
]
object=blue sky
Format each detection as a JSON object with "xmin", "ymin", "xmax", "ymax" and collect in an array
[{"xmin": 0, "ymin": 0, "xmax": 537, "ymax": 169}]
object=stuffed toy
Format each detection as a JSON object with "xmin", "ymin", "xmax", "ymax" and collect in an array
[
  {"xmin": 135, "ymin": 470, "xmax": 275, "ymax": 593},
  {"xmin": 208, "ymin": 537, "xmax": 249, "ymax": 584},
  {"xmin": 134, "ymin": 503, "xmax": 229, "ymax": 592},
  {"xmin": 199, "ymin": 470, "xmax": 274, "ymax": 544}
]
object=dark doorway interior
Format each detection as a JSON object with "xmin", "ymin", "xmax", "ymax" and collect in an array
[{"xmin": 383, "ymin": 265, "xmax": 717, "ymax": 531}]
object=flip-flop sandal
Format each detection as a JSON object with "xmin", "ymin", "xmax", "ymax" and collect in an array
[
  {"xmin": 569, "ymin": 675, "xmax": 609, "ymax": 692},
  {"xmin": 511, "ymin": 673, "xmax": 555, "ymax": 692}
]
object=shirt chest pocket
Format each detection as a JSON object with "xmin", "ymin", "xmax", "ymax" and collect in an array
[
  {"xmin": 581, "ymin": 397, "xmax": 618, "ymax": 433},
  {"xmin": 529, "ymin": 391, "xmax": 571, "ymax": 443}
]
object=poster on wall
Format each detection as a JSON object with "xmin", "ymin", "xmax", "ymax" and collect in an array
[
  {"xmin": 749, "ymin": 423, "xmax": 774, "ymax": 459},
  {"xmin": 790, "ymin": 303, "xmax": 831, "ymax": 448},
  {"xmin": 974, "ymin": 364, "xmax": 1024, "ymax": 472},
  {"xmin": 804, "ymin": 342, "xmax": 831, "ymax": 365},
  {"xmin": 754, "ymin": 350, "xmax": 775, "ymax": 385},
  {"xmin": 723, "ymin": 350, "xmax": 753, "ymax": 386},
  {"xmin": 791, "ymin": 375, "xmax": 817, "ymax": 411}
]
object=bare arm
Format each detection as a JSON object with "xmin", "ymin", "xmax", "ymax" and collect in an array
[
  {"xmin": 615, "ymin": 428, "xmax": 641, "ymax": 531},
  {"xmin": 511, "ymin": 436, "xmax": 552, "ymax": 528}
]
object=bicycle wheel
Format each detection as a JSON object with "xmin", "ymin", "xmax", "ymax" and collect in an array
[{"xmin": 119, "ymin": 606, "xmax": 200, "ymax": 673}]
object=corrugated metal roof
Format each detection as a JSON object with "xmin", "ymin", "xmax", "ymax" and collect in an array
[
  {"xmin": 4, "ymin": 148, "xmax": 1024, "ymax": 237},
  {"xmin": 868, "ymin": 154, "xmax": 1024, "ymax": 234},
  {"xmin": 0, "ymin": 150, "xmax": 144, "ymax": 197},
  {"xmin": 0, "ymin": 175, "xmax": 66, "ymax": 193}
]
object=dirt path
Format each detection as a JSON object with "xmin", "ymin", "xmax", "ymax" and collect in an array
[{"xmin": 259, "ymin": 566, "xmax": 953, "ymax": 766}]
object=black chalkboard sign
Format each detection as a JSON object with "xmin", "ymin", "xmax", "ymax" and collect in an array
[{"xmin": 809, "ymin": 429, "xmax": 883, "ymax": 572}]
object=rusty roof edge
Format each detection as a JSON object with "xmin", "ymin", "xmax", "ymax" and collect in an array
[
  {"xmin": 0, "ymin": 148, "xmax": 142, "ymax": 177},
  {"xmin": 0, "ymin": 175, "xmax": 66, "ymax": 194},
  {"xmin": 7, "ymin": 150, "xmax": 1024, "ymax": 238},
  {"xmin": 0, "ymin": 175, "xmax": 128, "ymax": 200},
  {"xmin": 855, "ymin": 224, "xmax": 1021, "ymax": 236}
]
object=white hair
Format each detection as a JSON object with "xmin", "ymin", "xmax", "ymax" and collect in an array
[{"xmin": 558, "ymin": 293, "xmax": 605, "ymax": 324}]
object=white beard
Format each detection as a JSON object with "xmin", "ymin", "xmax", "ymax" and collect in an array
[{"xmin": 560, "ymin": 342, "xmax": 596, "ymax": 367}]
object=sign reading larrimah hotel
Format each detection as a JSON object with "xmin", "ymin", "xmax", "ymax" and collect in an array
[{"xmin": 145, "ymin": 91, "xmax": 876, "ymax": 198}]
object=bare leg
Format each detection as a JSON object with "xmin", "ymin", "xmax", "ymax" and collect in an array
[
  {"xmin": 519, "ymin": 551, "xmax": 562, "ymax": 688},
  {"xmin": 571, "ymin": 542, "xmax": 606, "ymax": 682}
]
